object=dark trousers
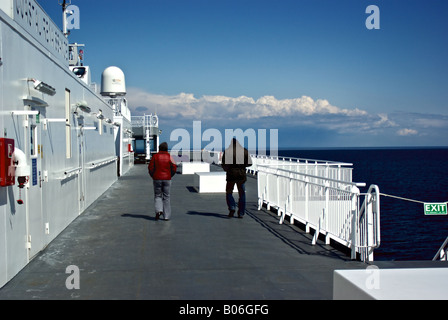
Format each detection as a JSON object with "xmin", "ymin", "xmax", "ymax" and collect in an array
[{"xmin": 226, "ymin": 180, "xmax": 246, "ymax": 215}]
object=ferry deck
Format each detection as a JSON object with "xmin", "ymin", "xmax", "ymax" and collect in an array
[
  {"xmin": 2, "ymin": 0, "xmax": 447, "ymax": 304},
  {"xmin": 0, "ymin": 163, "xmax": 371, "ymax": 300}
]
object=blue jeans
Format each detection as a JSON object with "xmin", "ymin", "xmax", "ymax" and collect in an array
[
  {"xmin": 226, "ymin": 181, "xmax": 246, "ymax": 215},
  {"xmin": 153, "ymin": 180, "xmax": 172, "ymax": 220}
]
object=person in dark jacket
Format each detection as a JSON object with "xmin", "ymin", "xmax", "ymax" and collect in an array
[
  {"xmin": 221, "ymin": 138, "xmax": 253, "ymax": 218},
  {"xmin": 148, "ymin": 142, "xmax": 177, "ymax": 221}
]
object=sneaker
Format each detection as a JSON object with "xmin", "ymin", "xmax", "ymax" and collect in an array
[
  {"xmin": 228, "ymin": 210, "xmax": 235, "ymax": 218},
  {"xmin": 155, "ymin": 212, "xmax": 163, "ymax": 221}
]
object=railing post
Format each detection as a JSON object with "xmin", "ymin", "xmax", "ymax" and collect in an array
[
  {"xmin": 325, "ymin": 181, "xmax": 330, "ymax": 244},
  {"xmin": 312, "ymin": 209, "xmax": 323, "ymax": 245},
  {"xmin": 257, "ymin": 170, "xmax": 262, "ymax": 210},
  {"xmin": 276, "ymin": 169, "xmax": 281, "ymax": 217},
  {"xmin": 350, "ymin": 186, "xmax": 360, "ymax": 260},
  {"xmin": 265, "ymin": 169, "xmax": 270, "ymax": 211},
  {"xmin": 366, "ymin": 192, "xmax": 375, "ymax": 262},
  {"xmin": 305, "ymin": 176, "xmax": 310, "ymax": 233},
  {"xmin": 289, "ymin": 173, "xmax": 294, "ymax": 224}
]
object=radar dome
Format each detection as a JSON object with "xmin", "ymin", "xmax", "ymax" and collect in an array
[{"xmin": 101, "ymin": 66, "xmax": 126, "ymax": 96}]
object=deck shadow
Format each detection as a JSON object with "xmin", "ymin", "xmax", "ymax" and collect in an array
[
  {"xmin": 121, "ymin": 213, "xmax": 156, "ymax": 221},
  {"xmin": 186, "ymin": 186, "xmax": 198, "ymax": 193},
  {"xmin": 245, "ymin": 204, "xmax": 353, "ymax": 261},
  {"xmin": 185, "ymin": 210, "xmax": 229, "ymax": 219}
]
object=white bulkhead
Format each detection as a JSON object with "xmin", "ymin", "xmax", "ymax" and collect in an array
[{"xmin": 0, "ymin": 0, "xmax": 133, "ymax": 288}]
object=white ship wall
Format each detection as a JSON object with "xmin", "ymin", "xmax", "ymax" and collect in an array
[
  {"xmin": 0, "ymin": 2, "xmax": 123, "ymax": 288},
  {"xmin": 110, "ymin": 98, "xmax": 134, "ymax": 177}
]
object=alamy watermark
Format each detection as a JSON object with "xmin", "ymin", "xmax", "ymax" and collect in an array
[
  {"xmin": 365, "ymin": 5, "xmax": 380, "ymax": 30},
  {"xmin": 65, "ymin": 4, "xmax": 81, "ymax": 31},
  {"xmin": 65, "ymin": 265, "xmax": 80, "ymax": 290},
  {"xmin": 169, "ymin": 121, "xmax": 278, "ymax": 163},
  {"xmin": 365, "ymin": 265, "xmax": 380, "ymax": 290},
  {"xmin": 64, "ymin": 4, "xmax": 380, "ymax": 31}
]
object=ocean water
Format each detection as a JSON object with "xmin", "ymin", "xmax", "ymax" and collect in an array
[{"xmin": 277, "ymin": 148, "xmax": 448, "ymax": 261}]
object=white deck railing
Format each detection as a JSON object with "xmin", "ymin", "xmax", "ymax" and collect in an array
[
  {"xmin": 173, "ymin": 150, "xmax": 381, "ymax": 261},
  {"xmin": 256, "ymin": 162, "xmax": 380, "ymax": 262},
  {"xmin": 248, "ymin": 154, "xmax": 353, "ymax": 183}
]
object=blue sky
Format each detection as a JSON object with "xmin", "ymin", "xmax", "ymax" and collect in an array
[{"xmin": 38, "ymin": 0, "xmax": 448, "ymax": 148}]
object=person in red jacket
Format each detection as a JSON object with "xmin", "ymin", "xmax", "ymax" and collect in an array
[{"xmin": 148, "ymin": 142, "xmax": 177, "ymax": 221}]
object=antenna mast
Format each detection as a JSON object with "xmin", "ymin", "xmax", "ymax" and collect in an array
[{"xmin": 59, "ymin": 0, "xmax": 72, "ymax": 38}]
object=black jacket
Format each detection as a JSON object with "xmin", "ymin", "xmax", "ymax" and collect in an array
[{"xmin": 221, "ymin": 139, "xmax": 253, "ymax": 182}]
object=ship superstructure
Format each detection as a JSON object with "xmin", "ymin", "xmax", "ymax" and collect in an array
[
  {"xmin": 131, "ymin": 114, "xmax": 160, "ymax": 163},
  {"xmin": 0, "ymin": 0, "xmax": 133, "ymax": 288}
]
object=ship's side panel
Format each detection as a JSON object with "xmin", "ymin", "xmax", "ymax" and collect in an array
[
  {"xmin": 13, "ymin": 0, "xmax": 68, "ymax": 65},
  {"xmin": 0, "ymin": 11, "xmax": 29, "ymax": 289},
  {"xmin": 121, "ymin": 116, "xmax": 134, "ymax": 176},
  {"xmin": 121, "ymin": 104, "xmax": 134, "ymax": 175},
  {"xmin": 0, "ymin": 15, "xmax": 7, "ymax": 289},
  {"xmin": 80, "ymin": 94, "xmax": 117, "ymax": 208},
  {"xmin": 113, "ymin": 100, "xmax": 134, "ymax": 176},
  {"xmin": 0, "ymin": 6, "xmax": 118, "ymax": 287}
]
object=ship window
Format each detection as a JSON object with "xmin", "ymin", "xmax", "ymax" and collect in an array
[{"xmin": 65, "ymin": 89, "xmax": 72, "ymax": 158}]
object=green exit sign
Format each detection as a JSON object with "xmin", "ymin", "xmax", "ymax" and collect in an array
[{"xmin": 424, "ymin": 203, "xmax": 448, "ymax": 216}]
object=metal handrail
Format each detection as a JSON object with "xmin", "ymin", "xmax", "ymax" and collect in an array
[
  {"xmin": 257, "ymin": 164, "xmax": 365, "ymax": 188},
  {"xmin": 248, "ymin": 154, "xmax": 354, "ymax": 184},
  {"xmin": 356, "ymin": 185, "xmax": 381, "ymax": 262},
  {"xmin": 87, "ymin": 156, "xmax": 117, "ymax": 170},
  {"xmin": 433, "ymin": 236, "xmax": 448, "ymax": 261},
  {"xmin": 358, "ymin": 185, "xmax": 381, "ymax": 247},
  {"xmin": 252, "ymin": 154, "xmax": 353, "ymax": 167},
  {"xmin": 58, "ymin": 167, "xmax": 82, "ymax": 180}
]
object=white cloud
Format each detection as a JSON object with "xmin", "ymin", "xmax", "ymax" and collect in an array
[
  {"xmin": 397, "ymin": 128, "xmax": 418, "ymax": 136},
  {"xmin": 374, "ymin": 113, "xmax": 397, "ymax": 128},
  {"xmin": 125, "ymin": 87, "xmax": 448, "ymax": 146},
  {"xmin": 126, "ymin": 87, "xmax": 367, "ymax": 121}
]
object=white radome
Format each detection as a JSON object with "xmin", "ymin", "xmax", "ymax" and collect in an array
[{"xmin": 101, "ymin": 66, "xmax": 126, "ymax": 96}]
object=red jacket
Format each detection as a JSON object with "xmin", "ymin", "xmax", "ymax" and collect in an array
[{"xmin": 148, "ymin": 151, "xmax": 177, "ymax": 180}]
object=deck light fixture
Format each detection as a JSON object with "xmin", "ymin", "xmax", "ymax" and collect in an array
[
  {"xmin": 96, "ymin": 109, "xmax": 105, "ymax": 120},
  {"xmin": 74, "ymin": 101, "xmax": 91, "ymax": 115},
  {"xmin": 32, "ymin": 79, "xmax": 56, "ymax": 96}
]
